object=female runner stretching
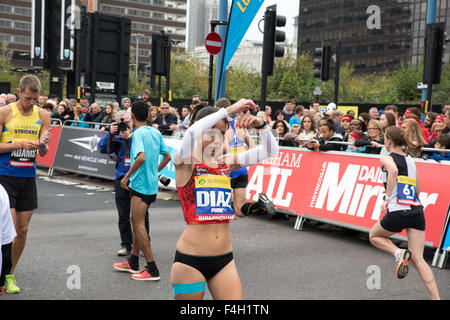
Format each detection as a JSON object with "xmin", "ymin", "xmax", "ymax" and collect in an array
[
  {"xmin": 369, "ymin": 126, "xmax": 440, "ymax": 300},
  {"xmin": 170, "ymin": 99, "xmax": 279, "ymax": 300}
]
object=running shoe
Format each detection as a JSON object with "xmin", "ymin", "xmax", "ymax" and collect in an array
[
  {"xmin": 131, "ymin": 268, "xmax": 160, "ymax": 281},
  {"xmin": 395, "ymin": 249, "xmax": 411, "ymax": 279},
  {"xmin": 257, "ymin": 193, "xmax": 277, "ymax": 216},
  {"xmin": 117, "ymin": 247, "xmax": 131, "ymax": 256},
  {"xmin": 113, "ymin": 261, "xmax": 140, "ymax": 274},
  {"xmin": 5, "ymin": 274, "xmax": 20, "ymax": 294}
]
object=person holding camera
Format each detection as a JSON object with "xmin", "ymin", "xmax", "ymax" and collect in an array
[{"xmin": 97, "ymin": 110, "xmax": 150, "ymax": 257}]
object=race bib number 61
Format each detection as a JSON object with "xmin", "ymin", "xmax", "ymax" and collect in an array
[{"xmin": 397, "ymin": 175, "xmax": 421, "ymax": 206}]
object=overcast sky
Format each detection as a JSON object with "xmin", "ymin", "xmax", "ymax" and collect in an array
[{"xmin": 243, "ymin": 1, "xmax": 299, "ymax": 44}]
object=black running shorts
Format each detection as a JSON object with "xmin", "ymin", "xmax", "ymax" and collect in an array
[
  {"xmin": 130, "ymin": 188, "xmax": 156, "ymax": 206},
  {"xmin": 380, "ymin": 206, "xmax": 426, "ymax": 233},
  {"xmin": 0, "ymin": 175, "xmax": 37, "ymax": 212},
  {"xmin": 230, "ymin": 174, "xmax": 248, "ymax": 189}
]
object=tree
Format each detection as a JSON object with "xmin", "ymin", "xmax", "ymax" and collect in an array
[
  {"xmin": 0, "ymin": 41, "xmax": 50, "ymax": 94},
  {"xmin": 225, "ymin": 64, "xmax": 260, "ymax": 100},
  {"xmin": 0, "ymin": 41, "xmax": 21, "ymax": 92},
  {"xmin": 391, "ymin": 63, "xmax": 423, "ymax": 103},
  {"xmin": 432, "ymin": 64, "xmax": 450, "ymax": 105},
  {"xmin": 266, "ymin": 52, "xmax": 317, "ymax": 103}
]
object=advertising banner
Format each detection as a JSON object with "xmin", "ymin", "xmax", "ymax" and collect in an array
[
  {"xmin": 36, "ymin": 125, "xmax": 63, "ymax": 168},
  {"xmin": 217, "ymin": 0, "xmax": 265, "ymax": 94},
  {"xmin": 221, "ymin": 0, "xmax": 265, "ymax": 72},
  {"xmin": 246, "ymin": 149, "xmax": 450, "ymax": 247},
  {"xmin": 52, "ymin": 127, "xmax": 116, "ymax": 179},
  {"xmin": 159, "ymin": 137, "xmax": 180, "ymax": 189},
  {"xmin": 442, "ymin": 205, "xmax": 450, "ymax": 251}
]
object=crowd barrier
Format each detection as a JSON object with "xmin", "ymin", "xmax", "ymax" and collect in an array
[
  {"xmin": 37, "ymin": 124, "xmax": 177, "ymax": 188},
  {"xmin": 245, "ymin": 148, "xmax": 450, "ymax": 251},
  {"xmin": 37, "ymin": 126, "xmax": 450, "ymax": 267}
]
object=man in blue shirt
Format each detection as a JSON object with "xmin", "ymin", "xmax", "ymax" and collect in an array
[
  {"xmin": 115, "ymin": 101, "xmax": 171, "ymax": 281},
  {"xmin": 289, "ymin": 105, "xmax": 304, "ymax": 128},
  {"xmin": 98, "ymin": 110, "xmax": 150, "ymax": 257},
  {"xmin": 282, "ymin": 100, "xmax": 296, "ymax": 123}
]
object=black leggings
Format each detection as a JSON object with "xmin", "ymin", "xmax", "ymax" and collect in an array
[{"xmin": 1, "ymin": 242, "xmax": 12, "ymax": 287}]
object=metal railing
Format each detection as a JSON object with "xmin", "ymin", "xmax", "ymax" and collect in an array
[
  {"xmin": 63, "ymin": 120, "xmax": 113, "ymax": 128},
  {"xmin": 274, "ymin": 138, "xmax": 450, "ymax": 154},
  {"xmin": 50, "ymin": 118, "xmax": 63, "ymax": 126}
]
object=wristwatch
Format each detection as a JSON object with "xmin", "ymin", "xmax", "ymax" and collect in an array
[
  {"xmin": 254, "ymin": 120, "xmax": 267, "ymax": 130},
  {"xmin": 383, "ymin": 194, "xmax": 390, "ymax": 201}
]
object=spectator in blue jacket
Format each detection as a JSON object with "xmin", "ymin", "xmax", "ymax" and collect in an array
[
  {"xmin": 289, "ymin": 105, "xmax": 304, "ymax": 128},
  {"xmin": 70, "ymin": 106, "xmax": 90, "ymax": 128},
  {"xmin": 97, "ymin": 110, "xmax": 149, "ymax": 257},
  {"xmin": 423, "ymin": 134, "xmax": 450, "ymax": 162}
]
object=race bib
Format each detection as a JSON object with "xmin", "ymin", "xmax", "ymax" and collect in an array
[
  {"xmin": 397, "ymin": 175, "xmax": 421, "ymax": 206},
  {"xmin": 9, "ymin": 145, "xmax": 37, "ymax": 167},
  {"xmin": 124, "ymin": 156, "xmax": 131, "ymax": 167},
  {"xmin": 194, "ymin": 174, "xmax": 235, "ymax": 221}
]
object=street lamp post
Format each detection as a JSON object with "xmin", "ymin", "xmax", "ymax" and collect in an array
[{"xmin": 133, "ymin": 33, "xmax": 144, "ymax": 80}]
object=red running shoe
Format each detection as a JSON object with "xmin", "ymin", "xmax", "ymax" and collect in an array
[
  {"xmin": 113, "ymin": 261, "xmax": 140, "ymax": 274},
  {"xmin": 131, "ymin": 268, "xmax": 160, "ymax": 281}
]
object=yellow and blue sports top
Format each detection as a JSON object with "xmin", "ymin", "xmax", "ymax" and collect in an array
[
  {"xmin": 228, "ymin": 118, "xmax": 248, "ymax": 179},
  {"xmin": 0, "ymin": 103, "xmax": 42, "ymax": 177}
]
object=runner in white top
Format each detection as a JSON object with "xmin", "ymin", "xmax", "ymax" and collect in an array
[
  {"xmin": 0, "ymin": 184, "xmax": 17, "ymax": 295},
  {"xmin": 369, "ymin": 126, "xmax": 440, "ymax": 300}
]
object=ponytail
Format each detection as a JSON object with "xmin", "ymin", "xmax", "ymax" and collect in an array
[
  {"xmin": 400, "ymin": 129, "xmax": 421, "ymax": 158},
  {"xmin": 385, "ymin": 126, "xmax": 422, "ymax": 158}
]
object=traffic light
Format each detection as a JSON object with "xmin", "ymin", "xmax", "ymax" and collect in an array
[
  {"xmin": 144, "ymin": 64, "xmax": 155, "ymax": 88},
  {"xmin": 314, "ymin": 45, "xmax": 331, "ymax": 81},
  {"xmin": 423, "ymin": 22, "xmax": 447, "ymax": 85},
  {"xmin": 151, "ymin": 33, "xmax": 170, "ymax": 76},
  {"xmin": 262, "ymin": 4, "xmax": 286, "ymax": 76}
]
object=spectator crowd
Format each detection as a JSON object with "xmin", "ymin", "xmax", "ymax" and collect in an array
[
  {"xmin": 259, "ymin": 100, "xmax": 450, "ymax": 163},
  {"xmin": 1, "ymin": 89, "xmax": 449, "ymax": 162}
]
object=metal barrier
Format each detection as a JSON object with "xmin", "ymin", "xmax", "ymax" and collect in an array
[
  {"xmin": 63, "ymin": 120, "xmax": 113, "ymax": 129},
  {"xmin": 275, "ymin": 138, "xmax": 450, "ymax": 154},
  {"xmin": 50, "ymin": 118, "xmax": 63, "ymax": 126},
  {"xmin": 159, "ymin": 132, "xmax": 450, "ymax": 155}
]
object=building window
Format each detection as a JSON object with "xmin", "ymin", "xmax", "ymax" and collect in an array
[
  {"xmin": 0, "ymin": 20, "xmax": 12, "ymax": 28},
  {"xmin": 0, "ymin": 5, "xmax": 12, "ymax": 13},
  {"xmin": 13, "ymin": 35, "xmax": 30, "ymax": 44},
  {"xmin": 100, "ymin": 5, "xmax": 125, "ymax": 15},
  {"xmin": 13, "ymin": 7, "xmax": 31, "ymax": 16},
  {"xmin": 14, "ymin": 21, "xmax": 31, "ymax": 31},
  {"xmin": 0, "ymin": 34, "xmax": 12, "ymax": 42}
]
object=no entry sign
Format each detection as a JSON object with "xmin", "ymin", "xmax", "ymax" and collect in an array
[{"xmin": 205, "ymin": 32, "xmax": 223, "ymax": 55}]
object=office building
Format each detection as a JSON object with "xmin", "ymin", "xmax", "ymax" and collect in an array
[
  {"xmin": 0, "ymin": 0, "xmax": 187, "ymax": 68},
  {"xmin": 186, "ymin": 0, "xmax": 219, "ymax": 52},
  {"xmin": 297, "ymin": 0, "xmax": 450, "ymax": 73}
]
